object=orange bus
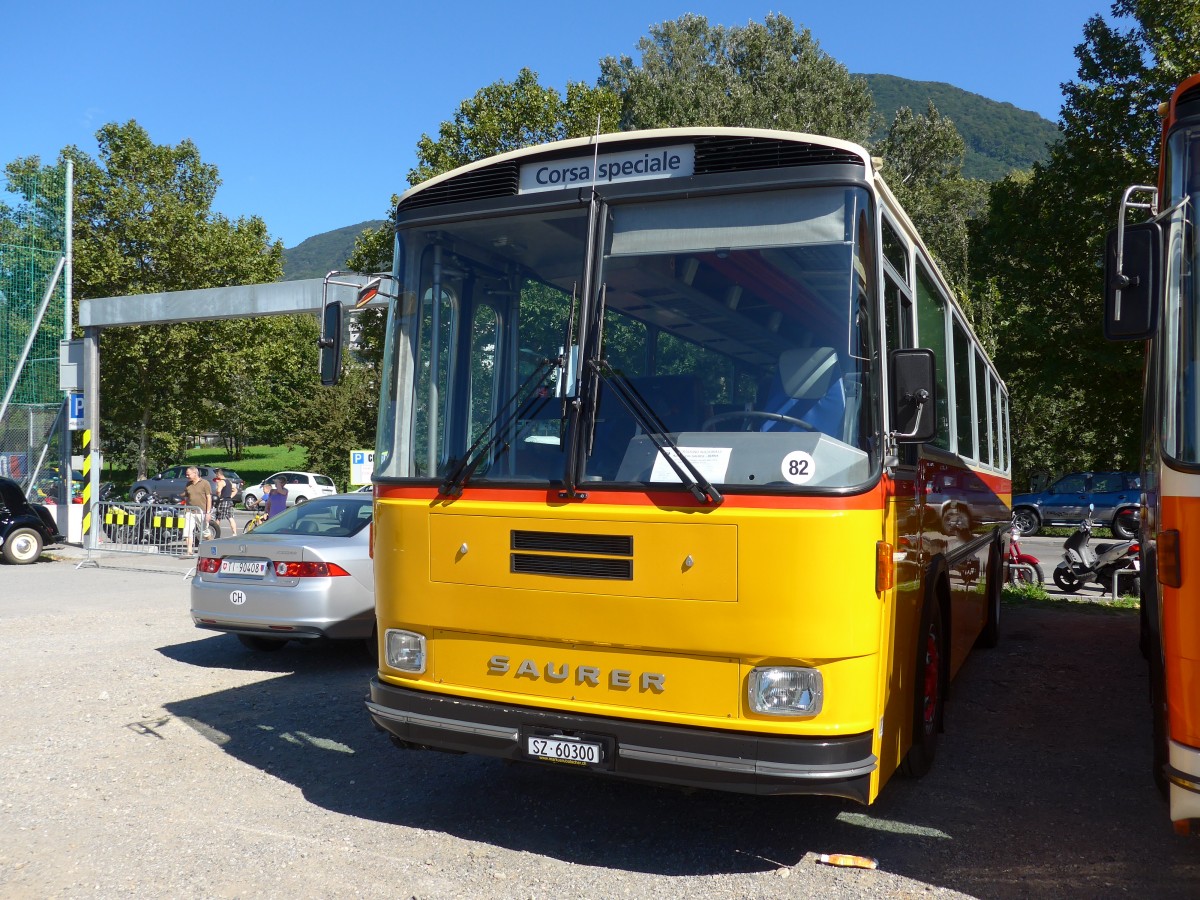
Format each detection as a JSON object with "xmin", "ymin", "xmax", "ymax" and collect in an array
[
  {"xmin": 324, "ymin": 128, "xmax": 1012, "ymax": 803},
  {"xmin": 1105, "ymin": 73, "xmax": 1200, "ymax": 833}
]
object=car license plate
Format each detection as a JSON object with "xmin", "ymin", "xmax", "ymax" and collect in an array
[
  {"xmin": 220, "ymin": 559, "xmax": 267, "ymax": 577},
  {"xmin": 525, "ymin": 734, "xmax": 605, "ymax": 766}
]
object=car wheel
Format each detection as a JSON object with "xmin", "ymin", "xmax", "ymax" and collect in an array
[
  {"xmin": 1011, "ymin": 507, "xmax": 1040, "ymax": 536},
  {"xmin": 132, "ymin": 487, "xmax": 149, "ymax": 504},
  {"xmin": 243, "ymin": 493, "xmax": 258, "ymax": 511},
  {"xmin": 1111, "ymin": 507, "xmax": 1138, "ymax": 540},
  {"xmin": 1, "ymin": 527, "xmax": 43, "ymax": 564},
  {"xmin": 237, "ymin": 634, "xmax": 288, "ymax": 652},
  {"xmin": 293, "ymin": 495, "xmax": 307, "ymax": 505}
]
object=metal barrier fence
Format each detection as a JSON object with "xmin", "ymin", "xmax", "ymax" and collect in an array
[{"xmin": 92, "ymin": 500, "xmax": 219, "ymax": 558}]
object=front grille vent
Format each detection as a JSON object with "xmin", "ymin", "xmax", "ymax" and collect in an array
[
  {"xmin": 693, "ymin": 136, "xmax": 864, "ymax": 175},
  {"xmin": 512, "ymin": 553, "xmax": 633, "ymax": 580},
  {"xmin": 398, "ymin": 161, "xmax": 519, "ymax": 212},
  {"xmin": 511, "ymin": 530, "xmax": 633, "ymax": 556}
]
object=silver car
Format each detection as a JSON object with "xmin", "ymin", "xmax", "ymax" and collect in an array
[{"xmin": 190, "ymin": 494, "xmax": 374, "ymax": 654}]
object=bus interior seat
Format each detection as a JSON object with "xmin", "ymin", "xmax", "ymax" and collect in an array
[{"xmin": 761, "ymin": 346, "xmax": 846, "ymax": 436}]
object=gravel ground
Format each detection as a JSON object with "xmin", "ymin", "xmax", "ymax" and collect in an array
[{"xmin": 0, "ymin": 547, "xmax": 1197, "ymax": 899}]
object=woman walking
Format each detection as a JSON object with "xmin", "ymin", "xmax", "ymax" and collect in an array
[{"xmin": 212, "ymin": 469, "xmax": 238, "ymax": 536}]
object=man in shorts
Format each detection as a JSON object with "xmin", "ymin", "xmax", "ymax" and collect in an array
[{"xmin": 181, "ymin": 466, "xmax": 212, "ymax": 556}]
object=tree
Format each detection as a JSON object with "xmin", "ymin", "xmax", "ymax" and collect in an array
[
  {"xmin": 972, "ymin": 1, "xmax": 1200, "ymax": 487},
  {"xmin": 598, "ymin": 13, "xmax": 873, "ymax": 142},
  {"xmin": 875, "ymin": 103, "xmax": 989, "ymax": 331},
  {"xmin": 5, "ymin": 121, "xmax": 290, "ymax": 477},
  {"xmin": 409, "ymin": 68, "xmax": 621, "ymax": 186}
]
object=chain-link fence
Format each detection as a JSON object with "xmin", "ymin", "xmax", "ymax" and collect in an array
[{"xmin": 0, "ymin": 161, "xmax": 68, "ymax": 492}]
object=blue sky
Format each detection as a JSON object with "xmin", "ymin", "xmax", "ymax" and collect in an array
[{"xmin": 1, "ymin": 1, "xmax": 1114, "ymax": 248}]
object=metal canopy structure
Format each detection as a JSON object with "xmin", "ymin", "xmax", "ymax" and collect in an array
[{"xmin": 76, "ymin": 275, "xmax": 381, "ymax": 550}]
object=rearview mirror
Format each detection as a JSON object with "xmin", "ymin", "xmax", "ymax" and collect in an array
[
  {"xmin": 1104, "ymin": 220, "xmax": 1161, "ymax": 341},
  {"xmin": 890, "ymin": 348, "xmax": 936, "ymax": 444},
  {"xmin": 318, "ymin": 302, "xmax": 344, "ymax": 386}
]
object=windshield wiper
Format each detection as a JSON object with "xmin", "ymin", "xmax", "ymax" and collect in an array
[
  {"xmin": 439, "ymin": 356, "xmax": 559, "ymax": 497},
  {"xmin": 589, "ymin": 359, "xmax": 723, "ymax": 506}
]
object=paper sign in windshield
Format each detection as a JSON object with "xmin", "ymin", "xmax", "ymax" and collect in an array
[{"xmin": 650, "ymin": 446, "xmax": 731, "ymax": 483}]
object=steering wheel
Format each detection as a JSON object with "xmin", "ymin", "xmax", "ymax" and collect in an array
[{"xmin": 701, "ymin": 410, "xmax": 815, "ymax": 432}]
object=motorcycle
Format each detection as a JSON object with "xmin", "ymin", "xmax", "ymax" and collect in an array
[
  {"xmin": 1005, "ymin": 520, "xmax": 1043, "ymax": 585},
  {"xmin": 1052, "ymin": 506, "xmax": 1139, "ymax": 595}
]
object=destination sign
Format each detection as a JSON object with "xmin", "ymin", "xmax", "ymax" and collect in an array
[{"xmin": 518, "ymin": 144, "xmax": 695, "ymax": 194}]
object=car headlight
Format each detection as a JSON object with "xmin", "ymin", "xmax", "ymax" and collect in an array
[
  {"xmin": 385, "ymin": 629, "xmax": 426, "ymax": 673},
  {"xmin": 748, "ymin": 666, "xmax": 823, "ymax": 716}
]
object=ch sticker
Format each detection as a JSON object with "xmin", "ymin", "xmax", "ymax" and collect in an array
[
  {"xmin": 229, "ymin": 590, "xmax": 247, "ymax": 606},
  {"xmin": 781, "ymin": 450, "xmax": 816, "ymax": 485}
]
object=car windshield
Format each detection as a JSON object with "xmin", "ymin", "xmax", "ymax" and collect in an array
[{"xmin": 249, "ymin": 496, "xmax": 372, "ymax": 537}]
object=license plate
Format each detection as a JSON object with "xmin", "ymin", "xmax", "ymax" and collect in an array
[
  {"xmin": 526, "ymin": 734, "xmax": 604, "ymax": 766},
  {"xmin": 220, "ymin": 559, "xmax": 267, "ymax": 577}
]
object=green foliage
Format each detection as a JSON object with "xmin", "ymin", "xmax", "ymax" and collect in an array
[
  {"xmin": 599, "ymin": 13, "xmax": 872, "ymax": 142},
  {"xmin": 409, "ymin": 68, "xmax": 621, "ymax": 186},
  {"xmin": 282, "ymin": 220, "xmax": 385, "ymax": 281},
  {"xmin": 875, "ymin": 103, "xmax": 990, "ymax": 317},
  {"xmin": 972, "ymin": 1, "xmax": 1200, "ymax": 488},
  {"xmin": 862, "ymin": 74, "xmax": 1061, "ymax": 180},
  {"xmin": 289, "ymin": 361, "xmax": 377, "ymax": 490},
  {"xmin": 10, "ymin": 121, "xmax": 292, "ymax": 478}
]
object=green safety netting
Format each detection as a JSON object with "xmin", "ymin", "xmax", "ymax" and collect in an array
[{"xmin": 0, "ymin": 163, "xmax": 68, "ymax": 487}]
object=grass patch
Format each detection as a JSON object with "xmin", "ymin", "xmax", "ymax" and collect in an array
[
  {"xmin": 1036, "ymin": 525, "xmax": 1116, "ymax": 539},
  {"xmin": 1002, "ymin": 582, "xmax": 1139, "ymax": 614},
  {"xmin": 104, "ymin": 444, "xmax": 308, "ymax": 492}
]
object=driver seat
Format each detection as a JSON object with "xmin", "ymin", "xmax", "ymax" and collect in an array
[{"xmin": 761, "ymin": 346, "xmax": 844, "ymax": 435}]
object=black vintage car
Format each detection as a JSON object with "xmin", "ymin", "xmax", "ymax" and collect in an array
[{"xmin": 0, "ymin": 476, "xmax": 63, "ymax": 564}]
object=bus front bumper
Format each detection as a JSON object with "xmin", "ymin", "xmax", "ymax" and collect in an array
[{"xmin": 367, "ymin": 678, "xmax": 877, "ymax": 801}]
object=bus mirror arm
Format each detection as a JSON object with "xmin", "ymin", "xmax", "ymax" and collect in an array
[{"xmin": 891, "ymin": 389, "xmax": 929, "ymax": 440}]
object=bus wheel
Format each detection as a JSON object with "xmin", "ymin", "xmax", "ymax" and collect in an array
[
  {"xmin": 977, "ymin": 548, "xmax": 1001, "ymax": 649},
  {"xmin": 901, "ymin": 591, "xmax": 945, "ymax": 777},
  {"xmin": 1151, "ymin": 655, "xmax": 1169, "ymax": 797}
]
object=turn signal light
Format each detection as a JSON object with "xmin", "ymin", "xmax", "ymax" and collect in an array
[
  {"xmin": 273, "ymin": 561, "xmax": 351, "ymax": 578},
  {"xmin": 1158, "ymin": 529, "xmax": 1182, "ymax": 588},
  {"xmin": 876, "ymin": 541, "xmax": 894, "ymax": 593}
]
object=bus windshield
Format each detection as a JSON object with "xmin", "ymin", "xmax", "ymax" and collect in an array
[{"xmin": 377, "ymin": 185, "xmax": 879, "ymax": 491}]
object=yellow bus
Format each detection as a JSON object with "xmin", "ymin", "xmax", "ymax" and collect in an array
[
  {"xmin": 1104, "ymin": 73, "xmax": 1200, "ymax": 833},
  {"xmin": 325, "ymin": 128, "xmax": 1012, "ymax": 803}
]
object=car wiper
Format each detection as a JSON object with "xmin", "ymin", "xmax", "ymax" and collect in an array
[
  {"xmin": 589, "ymin": 358, "xmax": 723, "ymax": 506},
  {"xmin": 439, "ymin": 356, "xmax": 559, "ymax": 497}
]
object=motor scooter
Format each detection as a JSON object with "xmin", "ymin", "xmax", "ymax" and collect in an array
[
  {"xmin": 1052, "ymin": 505, "xmax": 1139, "ymax": 595},
  {"xmin": 1005, "ymin": 520, "xmax": 1043, "ymax": 585}
]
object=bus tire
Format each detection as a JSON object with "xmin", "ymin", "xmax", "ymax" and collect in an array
[
  {"xmin": 1150, "ymin": 652, "xmax": 1169, "ymax": 797},
  {"xmin": 977, "ymin": 545, "xmax": 1002, "ymax": 649},
  {"xmin": 901, "ymin": 586, "xmax": 946, "ymax": 778}
]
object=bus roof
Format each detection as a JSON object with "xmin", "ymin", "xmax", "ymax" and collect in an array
[{"xmin": 398, "ymin": 127, "xmax": 875, "ymax": 205}]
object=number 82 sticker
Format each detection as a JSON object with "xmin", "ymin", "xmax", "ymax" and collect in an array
[{"xmin": 781, "ymin": 450, "xmax": 816, "ymax": 485}]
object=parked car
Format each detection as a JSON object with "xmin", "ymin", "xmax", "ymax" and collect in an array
[
  {"xmin": 0, "ymin": 476, "xmax": 63, "ymax": 564},
  {"xmin": 1012, "ymin": 471, "xmax": 1141, "ymax": 538},
  {"xmin": 128, "ymin": 465, "xmax": 244, "ymax": 504},
  {"xmin": 189, "ymin": 494, "xmax": 374, "ymax": 653},
  {"xmin": 241, "ymin": 472, "xmax": 337, "ymax": 510},
  {"xmin": 30, "ymin": 468, "xmax": 115, "ymax": 505}
]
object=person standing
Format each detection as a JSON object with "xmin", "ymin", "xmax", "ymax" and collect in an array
[
  {"xmin": 181, "ymin": 466, "xmax": 212, "ymax": 556},
  {"xmin": 263, "ymin": 475, "xmax": 288, "ymax": 519},
  {"xmin": 212, "ymin": 469, "xmax": 237, "ymax": 537}
]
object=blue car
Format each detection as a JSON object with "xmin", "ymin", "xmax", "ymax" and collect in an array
[{"xmin": 1011, "ymin": 471, "xmax": 1141, "ymax": 538}]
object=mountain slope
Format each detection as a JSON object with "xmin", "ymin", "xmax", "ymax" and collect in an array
[
  {"xmin": 281, "ymin": 220, "xmax": 385, "ymax": 281},
  {"xmin": 861, "ymin": 73, "xmax": 1061, "ymax": 180}
]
